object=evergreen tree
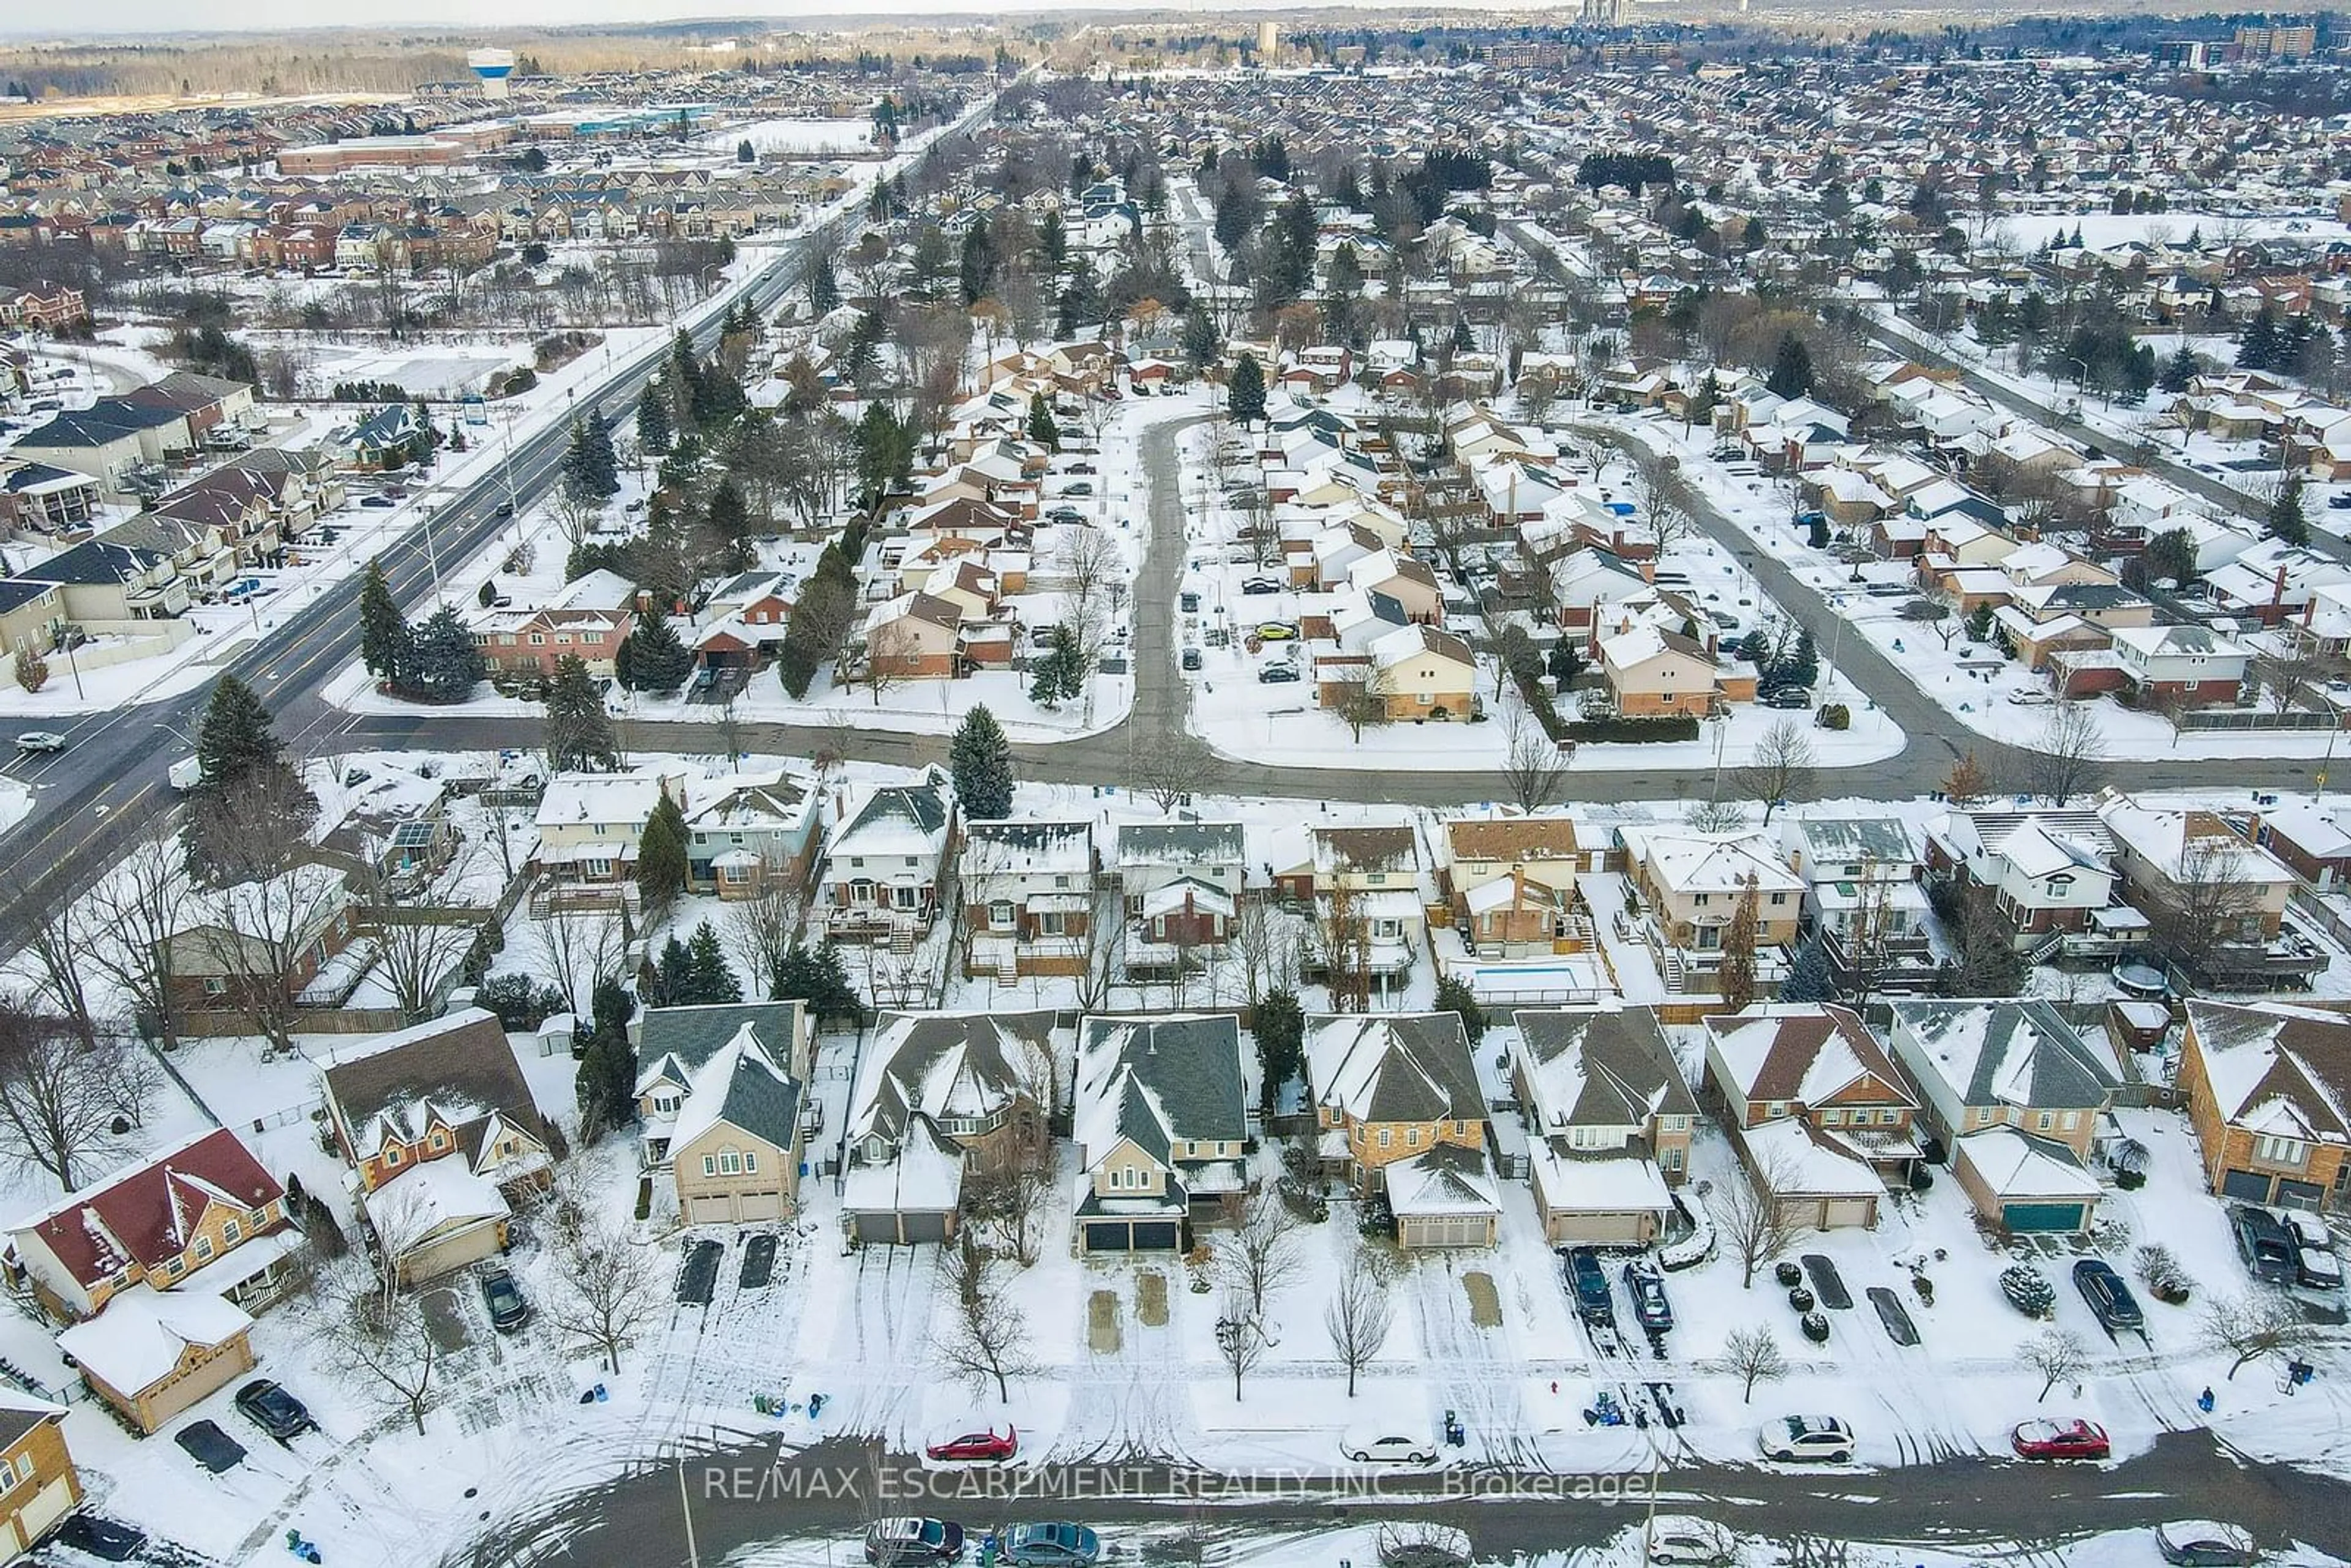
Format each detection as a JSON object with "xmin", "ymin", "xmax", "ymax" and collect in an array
[
  {"xmin": 573, "ymin": 1012, "xmax": 637, "ymax": 1136},
  {"xmin": 616, "ymin": 613, "xmax": 692, "ymax": 694},
  {"xmin": 636, "ymin": 382, "xmax": 673, "ymax": 455},
  {"xmin": 2160, "ymin": 342, "xmax": 2200, "ymax": 393},
  {"xmin": 543, "ymin": 654, "xmax": 619, "ymax": 772},
  {"xmin": 1766, "ymin": 333, "xmax": 1815, "ymax": 399},
  {"xmin": 1028, "ymin": 626, "xmax": 1086, "ymax": 708},
  {"xmin": 646, "ymin": 935, "xmax": 694, "ymax": 1008},
  {"xmin": 1253, "ymin": 987, "xmax": 1305, "ymax": 1114},
  {"xmin": 737, "ymin": 138, "xmax": 755, "ymax": 163},
  {"xmin": 773, "ymin": 939, "xmax": 866, "ymax": 1025},
  {"xmin": 1807, "ymin": 515, "xmax": 1831, "ymax": 549},
  {"xmin": 1781, "ymin": 938, "xmax": 1835, "ymax": 1003},
  {"xmin": 809, "ymin": 255, "xmax": 840, "ymax": 315},
  {"xmin": 949, "ymin": 705, "xmax": 1014, "ymax": 819},
  {"xmin": 1227, "ymin": 351, "xmax": 1267, "ymax": 425},
  {"xmin": 2270, "ymin": 471, "xmax": 2309, "ymax": 546},
  {"xmin": 1181, "ymin": 302, "xmax": 1220, "ymax": 369},
  {"xmin": 683, "ymin": 921, "xmax": 741, "ymax": 1003},
  {"xmin": 399, "ymin": 604, "xmax": 485, "ymax": 701},
  {"xmin": 358, "ymin": 558, "xmax": 405, "ymax": 680},
  {"xmin": 1788, "ymin": 626, "xmax": 1821, "ymax": 689},
  {"xmin": 706, "ymin": 476, "xmax": 752, "ymax": 557},
  {"xmin": 1037, "ymin": 209, "xmax": 1068, "ymax": 274},
  {"xmin": 2239, "ymin": 306, "xmax": 2282, "ymax": 372},
  {"xmin": 636, "ymin": 793, "xmax": 690, "ymax": 915},
  {"xmin": 1432, "ymin": 974, "xmax": 1487, "ymax": 1046},
  {"xmin": 1026, "ymin": 391, "xmax": 1059, "ymax": 449},
  {"xmin": 195, "ymin": 673, "xmax": 283, "ymax": 789}
]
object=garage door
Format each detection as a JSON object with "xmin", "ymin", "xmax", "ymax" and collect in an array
[
  {"xmin": 2003, "ymin": 1202, "xmax": 2085, "ymax": 1233},
  {"xmin": 1084, "ymin": 1221, "xmax": 1133, "ymax": 1253},
  {"xmin": 852, "ymin": 1212, "xmax": 901, "ymax": 1245},
  {"xmin": 2275, "ymin": 1179, "xmax": 2323, "ymax": 1210},
  {"xmin": 1554, "ymin": 1211, "xmax": 1649, "ymax": 1245},
  {"xmin": 2221, "ymin": 1169, "xmax": 2275, "ymax": 1202},
  {"xmin": 898, "ymin": 1211, "xmax": 951, "ymax": 1244},
  {"xmin": 736, "ymin": 1193, "xmax": 781, "ymax": 1222},
  {"xmin": 1403, "ymin": 1214, "xmax": 1491, "ymax": 1248},
  {"xmin": 688, "ymin": 1196, "xmax": 734, "ymax": 1225},
  {"xmin": 1131, "ymin": 1221, "xmax": 1181, "ymax": 1251},
  {"xmin": 1821, "ymin": 1197, "xmax": 1875, "ymax": 1229}
]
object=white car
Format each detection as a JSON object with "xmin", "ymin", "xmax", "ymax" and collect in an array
[
  {"xmin": 1641, "ymin": 1515, "xmax": 1735, "ymax": 1566},
  {"xmin": 2006, "ymin": 688, "xmax": 2055, "ymax": 707},
  {"xmin": 14, "ymin": 732, "xmax": 65, "ymax": 754},
  {"xmin": 1339, "ymin": 1427, "xmax": 1436, "ymax": 1465},
  {"xmin": 1757, "ymin": 1414, "xmax": 1855, "ymax": 1463}
]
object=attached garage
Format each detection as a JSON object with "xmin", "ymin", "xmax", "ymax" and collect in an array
[
  {"xmin": 1399, "ymin": 1212, "xmax": 1496, "ymax": 1248},
  {"xmin": 1820, "ymin": 1196, "xmax": 1879, "ymax": 1229},
  {"xmin": 2220, "ymin": 1168, "xmax": 2274, "ymax": 1202},
  {"xmin": 1531, "ymin": 1147, "xmax": 1671, "ymax": 1247},
  {"xmin": 849, "ymin": 1209, "xmax": 954, "ymax": 1246},
  {"xmin": 1386, "ymin": 1144, "xmax": 1502, "ymax": 1250},
  {"xmin": 1081, "ymin": 1218, "xmax": 1183, "ymax": 1253},
  {"xmin": 688, "ymin": 1195, "xmax": 735, "ymax": 1225},
  {"xmin": 1954, "ymin": 1127, "xmax": 2102, "ymax": 1237},
  {"xmin": 2001, "ymin": 1201, "xmax": 2088, "ymax": 1233},
  {"xmin": 1738, "ymin": 1119, "xmax": 1883, "ymax": 1234}
]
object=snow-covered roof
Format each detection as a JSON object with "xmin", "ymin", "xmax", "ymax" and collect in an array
[
  {"xmin": 1384, "ymin": 1143, "xmax": 1501, "ymax": 1217},
  {"xmin": 1891, "ymin": 1000, "xmax": 2118, "ymax": 1114},
  {"xmin": 2186, "ymin": 999, "xmax": 2351, "ymax": 1144},
  {"xmin": 1617, "ymin": 825, "xmax": 1804, "ymax": 897},
  {"xmin": 1954, "ymin": 1127, "xmax": 2103, "ymax": 1201},
  {"xmin": 56, "ymin": 1283, "xmax": 252, "ymax": 1394},
  {"xmin": 1738, "ymin": 1116, "xmax": 1881, "ymax": 1198},
  {"xmin": 1305, "ymin": 1012, "xmax": 1481, "ymax": 1128},
  {"xmin": 1704, "ymin": 1003, "xmax": 1915, "ymax": 1111},
  {"xmin": 1528, "ymin": 1142, "xmax": 1670, "ymax": 1214}
]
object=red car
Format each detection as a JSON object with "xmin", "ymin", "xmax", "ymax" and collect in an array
[
  {"xmin": 925, "ymin": 1426, "xmax": 1017, "ymax": 1462},
  {"xmin": 2011, "ymin": 1419, "xmax": 2110, "ymax": 1461}
]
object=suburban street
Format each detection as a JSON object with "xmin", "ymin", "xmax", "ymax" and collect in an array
[{"xmin": 456, "ymin": 1427, "xmax": 2351, "ymax": 1568}]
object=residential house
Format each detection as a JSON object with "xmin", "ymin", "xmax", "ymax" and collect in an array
[
  {"xmin": 1615, "ymin": 825, "xmax": 1804, "ymax": 996},
  {"xmin": 1114, "ymin": 821, "xmax": 1245, "ymax": 964},
  {"xmin": 55, "ymin": 1286, "xmax": 253, "ymax": 1435},
  {"xmin": 960, "ymin": 820, "xmax": 1099, "ymax": 980},
  {"xmin": 474, "ymin": 568, "xmax": 637, "ymax": 680},
  {"xmin": 162, "ymin": 865, "xmax": 361, "ymax": 1028},
  {"xmin": 818, "ymin": 771, "xmax": 955, "ymax": 942},
  {"xmin": 632, "ymin": 1003, "xmax": 806, "ymax": 1225},
  {"xmin": 2178, "ymin": 999, "xmax": 2351, "ymax": 1210},
  {"xmin": 841, "ymin": 1010, "xmax": 1057, "ymax": 1245},
  {"xmin": 2107, "ymin": 624, "xmax": 2250, "ymax": 707},
  {"xmin": 2098, "ymin": 798, "xmax": 2297, "ymax": 969},
  {"xmin": 0, "ymin": 1396, "xmax": 79, "ymax": 1561},
  {"xmin": 1439, "ymin": 812, "xmax": 1584, "ymax": 957},
  {"xmin": 1510, "ymin": 1005, "xmax": 1699, "ymax": 1244},
  {"xmin": 1598, "ymin": 625, "xmax": 1735, "ymax": 717},
  {"xmin": 1779, "ymin": 816, "xmax": 1934, "ymax": 988},
  {"xmin": 1071, "ymin": 1014, "xmax": 1250, "ymax": 1253},
  {"xmin": 318, "ymin": 1008, "xmax": 554, "ymax": 1284},
  {"xmin": 1925, "ymin": 809, "xmax": 2120, "ymax": 951},
  {"xmin": 1703, "ymin": 1003, "xmax": 1924, "ymax": 1227},
  {"xmin": 1278, "ymin": 823, "xmax": 1423, "ymax": 994},
  {"xmin": 682, "ymin": 768, "xmax": 819, "ymax": 898},
  {"xmin": 860, "ymin": 590, "xmax": 964, "ymax": 680},
  {"xmin": 5, "ymin": 1127, "xmax": 296, "ymax": 1325},
  {"xmin": 1315, "ymin": 623, "xmax": 1479, "ymax": 721},
  {"xmin": 532, "ymin": 770, "xmax": 673, "ymax": 893},
  {"xmin": 1304, "ymin": 1012, "xmax": 1494, "ymax": 1247},
  {"xmin": 1888, "ymin": 999, "xmax": 2118, "ymax": 1232}
]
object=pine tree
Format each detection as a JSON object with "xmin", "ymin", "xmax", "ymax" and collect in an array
[
  {"xmin": 195, "ymin": 673, "xmax": 283, "ymax": 789},
  {"xmin": 636, "ymin": 793, "xmax": 689, "ymax": 916},
  {"xmin": 636, "ymin": 384, "xmax": 672, "ymax": 456},
  {"xmin": 1026, "ymin": 391, "xmax": 1060, "ymax": 449},
  {"xmin": 1782, "ymin": 938, "xmax": 1835, "ymax": 1003},
  {"xmin": 2160, "ymin": 342, "xmax": 2200, "ymax": 392},
  {"xmin": 810, "ymin": 255, "xmax": 839, "ymax": 315},
  {"xmin": 2239, "ymin": 306, "xmax": 2282, "ymax": 372},
  {"xmin": 1253, "ymin": 988, "xmax": 1305, "ymax": 1114},
  {"xmin": 617, "ymin": 613, "xmax": 692, "ymax": 694},
  {"xmin": 1766, "ymin": 333, "xmax": 1814, "ymax": 399},
  {"xmin": 1788, "ymin": 626, "xmax": 1821, "ymax": 689},
  {"xmin": 1181, "ymin": 302, "xmax": 1220, "ymax": 368},
  {"xmin": 1719, "ymin": 875, "xmax": 1761, "ymax": 1012},
  {"xmin": 358, "ymin": 558, "xmax": 405, "ymax": 680},
  {"xmin": 2270, "ymin": 471, "xmax": 2309, "ymax": 546},
  {"xmin": 543, "ymin": 654, "xmax": 619, "ymax": 772},
  {"xmin": 400, "ymin": 604, "xmax": 485, "ymax": 701},
  {"xmin": 950, "ymin": 705, "xmax": 1014, "ymax": 819},
  {"xmin": 773, "ymin": 939, "xmax": 866, "ymax": 1024},
  {"xmin": 684, "ymin": 921, "xmax": 741, "ymax": 1003},
  {"xmin": 582, "ymin": 413, "xmax": 620, "ymax": 495},
  {"xmin": 705, "ymin": 477, "xmax": 751, "ymax": 554},
  {"xmin": 1228, "ymin": 351, "xmax": 1267, "ymax": 426},
  {"xmin": 737, "ymin": 138, "xmax": 755, "ymax": 163}
]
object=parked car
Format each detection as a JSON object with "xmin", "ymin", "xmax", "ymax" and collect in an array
[
  {"xmin": 1756, "ymin": 1415, "xmax": 1855, "ymax": 1463},
  {"xmin": 2006, "ymin": 688, "xmax": 2055, "ymax": 707},
  {"xmin": 1566, "ymin": 1247, "xmax": 1613, "ymax": 1324},
  {"xmin": 57, "ymin": 1514, "xmax": 148, "ymax": 1561},
  {"xmin": 174, "ymin": 1419, "xmax": 248, "ymax": 1472},
  {"xmin": 14, "ymin": 732, "xmax": 65, "ymax": 753},
  {"xmin": 2154, "ymin": 1520, "xmax": 2257, "ymax": 1566},
  {"xmin": 1000, "ymin": 1524, "xmax": 1100, "ymax": 1568},
  {"xmin": 481, "ymin": 1266, "xmax": 531, "ymax": 1332},
  {"xmin": 1179, "ymin": 591, "xmax": 1201, "ymax": 613},
  {"xmin": 1179, "ymin": 647, "xmax": 1202, "ymax": 672},
  {"xmin": 1340, "ymin": 1425, "xmax": 1438, "ymax": 1464},
  {"xmin": 1046, "ymin": 507, "xmax": 1085, "ymax": 525},
  {"xmin": 1760, "ymin": 688, "xmax": 1812, "ymax": 710},
  {"xmin": 1622, "ymin": 1263, "xmax": 1673, "ymax": 1332},
  {"xmin": 1258, "ymin": 662, "xmax": 1302, "ymax": 684},
  {"xmin": 2073, "ymin": 1258, "xmax": 2144, "ymax": 1333},
  {"xmin": 1242, "ymin": 576, "xmax": 1283, "ymax": 595},
  {"xmin": 925, "ymin": 1427, "xmax": 1017, "ymax": 1462},
  {"xmin": 2011, "ymin": 1418, "xmax": 2110, "ymax": 1461},
  {"xmin": 1255, "ymin": 622, "xmax": 1297, "ymax": 641},
  {"xmin": 866, "ymin": 1518, "xmax": 967, "ymax": 1565},
  {"xmin": 234, "ymin": 1378, "xmax": 318, "ymax": 1442},
  {"xmin": 2280, "ymin": 1210, "xmax": 2342, "ymax": 1291},
  {"xmin": 359, "ymin": 494, "xmax": 396, "ymax": 508},
  {"xmin": 1641, "ymin": 1517, "xmax": 1734, "ymax": 1566},
  {"xmin": 2230, "ymin": 1204, "xmax": 2299, "ymax": 1286},
  {"xmin": 1062, "ymin": 462, "xmax": 1097, "ymax": 476},
  {"xmin": 1057, "ymin": 481, "xmax": 1093, "ymax": 497}
]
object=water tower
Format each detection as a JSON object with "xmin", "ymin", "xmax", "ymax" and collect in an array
[{"xmin": 467, "ymin": 48, "xmax": 517, "ymax": 100}]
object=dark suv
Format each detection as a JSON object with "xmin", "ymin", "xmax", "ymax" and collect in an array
[
  {"xmin": 2229, "ymin": 1204, "xmax": 2299, "ymax": 1286},
  {"xmin": 2073, "ymin": 1258, "xmax": 2144, "ymax": 1333}
]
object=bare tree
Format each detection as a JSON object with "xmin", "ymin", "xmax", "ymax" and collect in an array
[
  {"xmin": 2203, "ymin": 1289, "xmax": 2317, "ymax": 1381},
  {"xmin": 13, "ymin": 878, "xmax": 100, "ymax": 1048},
  {"xmin": 83, "ymin": 825, "xmax": 192, "ymax": 1049},
  {"xmin": 1323, "ymin": 1248, "xmax": 1397, "ymax": 1397},
  {"xmin": 2257, "ymin": 642, "xmax": 2328, "ymax": 717},
  {"xmin": 194, "ymin": 861, "xmax": 351, "ymax": 1056},
  {"xmin": 1131, "ymin": 732, "xmax": 1220, "ymax": 812},
  {"xmin": 1734, "ymin": 719, "xmax": 1815, "ymax": 824},
  {"xmin": 1315, "ymin": 882, "xmax": 1376, "ymax": 1014},
  {"xmin": 1217, "ymin": 1191, "xmax": 1307, "ymax": 1321},
  {"xmin": 310, "ymin": 1253, "xmax": 438, "ymax": 1436},
  {"xmin": 1326, "ymin": 662, "xmax": 1393, "ymax": 743},
  {"xmin": 2018, "ymin": 1327, "xmax": 2090, "ymax": 1403},
  {"xmin": 1711, "ymin": 1158, "xmax": 1803, "ymax": 1288},
  {"xmin": 536, "ymin": 904, "xmax": 626, "ymax": 1016},
  {"xmin": 1685, "ymin": 798, "xmax": 1750, "ymax": 833},
  {"xmin": 0, "ymin": 1000, "xmax": 135, "ymax": 1191},
  {"xmin": 549, "ymin": 487, "xmax": 605, "ymax": 555},
  {"xmin": 1722, "ymin": 1324, "xmax": 1787, "ymax": 1404},
  {"xmin": 2027, "ymin": 702, "xmax": 2107, "ymax": 806},
  {"xmin": 2150, "ymin": 833, "xmax": 2267, "ymax": 979},
  {"xmin": 1213, "ymin": 1288, "xmax": 1270, "ymax": 1402},
  {"xmin": 366, "ymin": 847, "xmax": 490, "ymax": 1023},
  {"xmin": 726, "ymin": 876, "xmax": 806, "ymax": 999},
  {"xmin": 542, "ymin": 1216, "xmax": 661, "ymax": 1373},
  {"xmin": 1067, "ymin": 891, "xmax": 1127, "ymax": 1015},
  {"xmin": 1940, "ymin": 750, "xmax": 1993, "ymax": 809},
  {"xmin": 1231, "ymin": 895, "xmax": 1295, "ymax": 1013},
  {"xmin": 959, "ymin": 1066, "xmax": 1057, "ymax": 1267},
  {"xmin": 1500, "ymin": 711, "xmax": 1568, "ymax": 814},
  {"xmin": 862, "ymin": 622, "xmax": 924, "ymax": 707},
  {"xmin": 937, "ymin": 1232, "xmax": 1035, "ymax": 1403}
]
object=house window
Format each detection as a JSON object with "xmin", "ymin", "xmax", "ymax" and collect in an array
[
  {"xmin": 702, "ymin": 1155, "xmax": 718, "ymax": 1177},
  {"xmin": 1820, "ymin": 1108, "xmax": 1844, "ymax": 1125},
  {"xmin": 1054, "ymin": 874, "xmax": 1070, "ymax": 890},
  {"xmin": 719, "ymin": 1151, "xmax": 743, "ymax": 1176},
  {"xmin": 2059, "ymin": 1111, "xmax": 2079, "ymax": 1131},
  {"xmin": 1766, "ymin": 1101, "xmax": 1787, "ymax": 1120},
  {"xmin": 223, "ymin": 1218, "xmax": 242, "ymax": 1244},
  {"xmin": 203, "ymin": 977, "xmax": 228, "ymax": 997},
  {"xmin": 1695, "ymin": 893, "xmax": 1711, "ymax": 908},
  {"xmin": 1769, "ymin": 892, "xmax": 1787, "ymax": 906},
  {"xmin": 585, "ymin": 858, "xmax": 613, "ymax": 879},
  {"xmin": 194, "ymin": 1236, "xmax": 214, "ymax": 1262},
  {"xmin": 528, "ymin": 632, "xmax": 546, "ymax": 645},
  {"xmin": 1660, "ymin": 1145, "xmax": 1684, "ymax": 1171},
  {"xmin": 2036, "ymin": 1111, "xmax": 2054, "ymax": 1131},
  {"xmin": 165, "ymin": 1258, "xmax": 184, "ymax": 1278},
  {"xmin": 722, "ymin": 864, "xmax": 752, "ymax": 886},
  {"xmin": 743, "ymin": 1152, "xmax": 758, "ymax": 1173},
  {"xmin": 429, "ymin": 1131, "xmax": 448, "ymax": 1152},
  {"xmin": 1041, "ymin": 911, "xmax": 1066, "ymax": 936},
  {"xmin": 850, "ymin": 879, "xmax": 876, "ymax": 907},
  {"xmin": 990, "ymin": 900, "xmax": 1015, "ymax": 928},
  {"xmin": 383, "ymin": 1145, "xmax": 402, "ymax": 1166},
  {"xmin": 2257, "ymin": 1134, "xmax": 2308, "ymax": 1168},
  {"xmin": 653, "ymin": 1095, "xmax": 680, "ymax": 1116},
  {"xmin": 1404, "ymin": 1128, "xmax": 1420, "ymax": 1147},
  {"xmin": 895, "ymin": 885, "xmax": 920, "ymax": 909},
  {"xmin": 1377, "ymin": 1129, "xmax": 1392, "ymax": 1149}
]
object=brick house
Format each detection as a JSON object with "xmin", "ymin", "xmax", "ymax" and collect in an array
[
  {"xmin": 1304, "ymin": 1011, "xmax": 1496, "ymax": 1248},
  {"xmin": 1510, "ymin": 1005, "xmax": 1698, "ymax": 1244},
  {"xmin": 474, "ymin": 568, "xmax": 637, "ymax": 679},
  {"xmin": 1071, "ymin": 1014, "xmax": 1251, "ymax": 1253},
  {"xmin": 633, "ymin": 1003, "xmax": 806, "ymax": 1225},
  {"xmin": 0, "ymin": 1396, "xmax": 80, "ymax": 1562},
  {"xmin": 960, "ymin": 820, "xmax": 1098, "ymax": 979},
  {"xmin": 2178, "ymin": 999, "xmax": 2351, "ymax": 1210},
  {"xmin": 1440, "ymin": 812, "xmax": 1583, "ymax": 957}
]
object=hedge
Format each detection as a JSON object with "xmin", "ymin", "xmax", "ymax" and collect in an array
[{"xmin": 1564, "ymin": 715, "xmax": 1701, "ymax": 744}]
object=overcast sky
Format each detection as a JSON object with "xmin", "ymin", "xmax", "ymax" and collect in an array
[{"xmin": 28, "ymin": 0, "xmax": 1348, "ymax": 39}]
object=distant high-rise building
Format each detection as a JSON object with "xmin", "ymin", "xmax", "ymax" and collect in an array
[
  {"xmin": 1580, "ymin": 0, "xmax": 1623, "ymax": 26},
  {"xmin": 1257, "ymin": 20, "xmax": 1280, "ymax": 60},
  {"xmin": 467, "ymin": 48, "xmax": 517, "ymax": 100},
  {"xmin": 2235, "ymin": 23, "xmax": 2317, "ymax": 59}
]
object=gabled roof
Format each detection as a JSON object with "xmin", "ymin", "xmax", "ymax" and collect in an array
[
  {"xmin": 320, "ymin": 1008, "xmax": 546, "ymax": 1154},
  {"xmin": 1074, "ymin": 1014, "xmax": 1247, "ymax": 1169},
  {"xmin": 1116, "ymin": 821, "xmax": 1245, "ymax": 868},
  {"xmin": 850, "ymin": 1010, "xmax": 1056, "ymax": 1149},
  {"xmin": 1305, "ymin": 1012, "xmax": 1482, "ymax": 1126},
  {"xmin": 669, "ymin": 1021, "xmax": 801, "ymax": 1153},
  {"xmin": 636, "ymin": 1002, "xmax": 804, "ymax": 1094},
  {"xmin": 1891, "ymin": 999, "xmax": 2118, "ymax": 1113},
  {"xmin": 2186, "ymin": 999, "xmax": 2351, "ymax": 1144},
  {"xmin": 1514, "ymin": 1005, "xmax": 1697, "ymax": 1132},
  {"xmin": 1704, "ymin": 1003, "xmax": 1917, "ymax": 1111},
  {"xmin": 8, "ymin": 1127, "xmax": 283, "ymax": 1291}
]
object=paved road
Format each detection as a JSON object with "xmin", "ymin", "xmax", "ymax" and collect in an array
[{"xmin": 453, "ymin": 1427, "xmax": 2351, "ymax": 1568}]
